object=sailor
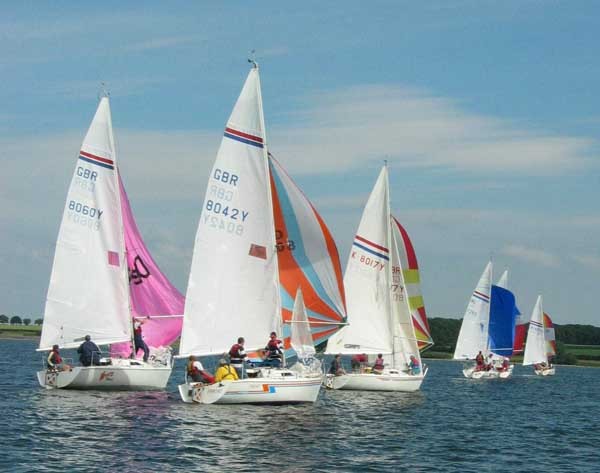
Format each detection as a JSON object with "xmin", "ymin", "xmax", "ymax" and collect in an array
[
  {"xmin": 475, "ymin": 351, "xmax": 485, "ymax": 371},
  {"xmin": 372, "ymin": 354, "xmax": 385, "ymax": 374},
  {"xmin": 408, "ymin": 355, "xmax": 421, "ymax": 375},
  {"xmin": 133, "ymin": 317, "xmax": 150, "ymax": 362},
  {"xmin": 47, "ymin": 344, "xmax": 71, "ymax": 372},
  {"xmin": 265, "ymin": 332, "xmax": 283, "ymax": 367},
  {"xmin": 214, "ymin": 358, "xmax": 239, "ymax": 382},
  {"xmin": 186, "ymin": 355, "xmax": 215, "ymax": 384},
  {"xmin": 329, "ymin": 354, "xmax": 345, "ymax": 376},
  {"xmin": 229, "ymin": 337, "xmax": 247, "ymax": 378},
  {"xmin": 77, "ymin": 335, "xmax": 101, "ymax": 366},
  {"xmin": 351, "ymin": 353, "xmax": 367, "ymax": 372}
]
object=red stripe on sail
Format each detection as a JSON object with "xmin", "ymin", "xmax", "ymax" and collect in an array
[
  {"xmin": 80, "ymin": 150, "xmax": 114, "ymax": 166},
  {"xmin": 224, "ymin": 127, "xmax": 263, "ymax": 144},
  {"xmin": 355, "ymin": 235, "xmax": 388, "ymax": 253}
]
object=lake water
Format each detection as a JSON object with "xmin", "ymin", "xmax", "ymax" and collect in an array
[{"xmin": 2, "ymin": 338, "xmax": 598, "ymax": 472}]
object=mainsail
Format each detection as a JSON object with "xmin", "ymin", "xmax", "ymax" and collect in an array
[
  {"xmin": 179, "ymin": 65, "xmax": 346, "ymax": 358},
  {"xmin": 523, "ymin": 296, "xmax": 547, "ymax": 365},
  {"xmin": 453, "ymin": 262, "xmax": 492, "ymax": 360},
  {"xmin": 39, "ymin": 97, "xmax": 131, "ymax": 350},
  {"xmin": 110, "ymin": 175, "xmax": 185, "ymax": 358}
]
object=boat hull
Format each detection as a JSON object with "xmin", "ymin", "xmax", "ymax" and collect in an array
[
  {"xmin": 325, "ymin": 368, "xmax": 427, "ymax": 392},
  {"xmin": 534, "ymin": 367, "xmax": 556, "ymax": 376},
  {"xmin": 37, "ymin": 359, "xmax": 172, "ymax": 390},
  {"xmin": 178, "ymin": 368, "xmax": 322, "ymax": 404},
  {"xmin": 463, "ymin": 364, "xmax": 513, "ymax": 379}
]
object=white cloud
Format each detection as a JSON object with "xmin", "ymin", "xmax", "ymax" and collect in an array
[
  {"xmin": 501, "ymin": 244, "xmax": 560, "ymax": 267},
  {"xmin": 572, "ymin": 254, "xmax": 600, "ymax": 271},
  {"xmin": 270, "ymin": 85, "xmax": 597, "ymax": 175}
]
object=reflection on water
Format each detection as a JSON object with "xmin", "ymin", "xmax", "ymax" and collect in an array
[{"xmin": 2, "ymin": 339, "xmax": 599, "ymax": 472}]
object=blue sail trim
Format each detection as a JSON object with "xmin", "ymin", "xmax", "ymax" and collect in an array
[{"xmin": 488, "ymin": 285, "xmax": 517, "ymax": 356}]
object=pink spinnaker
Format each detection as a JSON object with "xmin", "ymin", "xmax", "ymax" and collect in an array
[{"xmin": 110, "ymin": 174, "xmax": 184, "ymax": 358}]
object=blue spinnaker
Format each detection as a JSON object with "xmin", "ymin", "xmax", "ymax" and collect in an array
[{"xmin": 488, "ymin": 285, "xmax": 517, "ymax": 356}]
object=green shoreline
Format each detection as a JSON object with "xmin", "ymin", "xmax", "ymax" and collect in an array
[{"xmin": 2, "ymin": 326, "xmax": 598, "ymax": 367}]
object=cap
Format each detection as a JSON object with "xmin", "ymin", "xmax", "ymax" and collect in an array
[{"xmin": 219, "ymin": 358, "xmax": 227, "ymax": 365}]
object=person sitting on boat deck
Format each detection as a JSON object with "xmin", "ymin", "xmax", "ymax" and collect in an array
[
  {"xmin": 264, "ymin": 331, "xmax": 284, "ymax": 367},
  {"xmin": 498, "ymin": 357, "xmax": 510, "ymax": 372},
  {"xmin": 186, "ymin": 355, "xmax": 215, "ymax": 384},
  {"xmin": 372, "ymin": 354, "xmax": 385, "ymax": 374},
  {"xmin": 77, "ymin": 335, "xmax": 101, "ymax": 367},
  {"xmin": 535, "ymin": 361, "xmax": 548, "ymax": 371},
  {"xmin": 229, "ymin": 337, "xmax": 247, "ymax": 378},
  {"xmin": 407, "ymin": 355, "xmax": 421, "ymax": 375},
  {"xmin": 47, "ymin": 344, "xmax": 71, "ymax": 372},
  {"xmin": 475, "ymin": 351, "xmax": 485, "ymax": 371},
  {"xmin": 351, "ymin": 353, "xmax": 368, "ymax": 372},
  {"xmin": 329, "ymin": 354, "xmax": 345, "ymax": 376},
  {"xmin": 214, "ymin": 358, "xmax": 239, "ymax": 382},
  {"xmin": 485, "ymin": 353, "xmax": 495, "ymax": 371},
  {"xmin": 133, "ymin": 317, "xmax": 150, "ymax": 363}
]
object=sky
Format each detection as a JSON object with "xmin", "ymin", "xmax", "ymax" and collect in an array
[{"xmin": 1, "ymin": 1, "xmax": 599, "ymax": 325}]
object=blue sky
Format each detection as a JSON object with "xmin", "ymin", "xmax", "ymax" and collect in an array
[{"xmin": 1, "ymin": 1, "xmax": 599, "ymax": 325}]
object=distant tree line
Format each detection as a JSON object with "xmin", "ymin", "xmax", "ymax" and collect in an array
[{"xmin": 0, "ymin": 315, "xmax": 43, "ymax": 325}]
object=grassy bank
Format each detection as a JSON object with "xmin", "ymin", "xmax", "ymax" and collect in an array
[{"xmin": 0, "ymin": 324, "xmax": 41, "ymax": 337}]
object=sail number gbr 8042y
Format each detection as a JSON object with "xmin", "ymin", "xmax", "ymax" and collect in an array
[{"xmin": 202, "ymin": 168, "xmax": 248, "ymax": 236}]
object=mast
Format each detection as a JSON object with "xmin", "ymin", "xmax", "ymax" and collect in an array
[
  {"xmin": 253, "ymin": 60, "xmax": 283, "ymax": 345},
  {"xmin": 384, "ymin": 162, "xmax": 400, "ymax": 368},
  {"xmin": 106, "ymin": 94, "xmax": 134, "ymax": 349}
]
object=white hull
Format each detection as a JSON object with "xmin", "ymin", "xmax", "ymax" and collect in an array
[
  {"xmin": 534, "ymin": 367, "xmax": 556, "ymax": 376},
  {"xmin": 37, "ymin": 358, "xmax": 172, "ymax": 390},
  {"xmin": 178, "ymin": 368, "xmax": 322, "ymax": 404},
  {"xmin": 325, "ymin": 367, "xmax": 427, "ymax": 392},
  {"xmin": 463, "ymin": 364, "xmax": 513, "ymax": 379}
]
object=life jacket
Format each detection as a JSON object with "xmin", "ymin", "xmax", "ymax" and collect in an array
[
  {"xmin": 266, "ymin": 339, "xmax": 283, "ymax": 358},
  {"xmin": 229, "ymin": 344, "xmax": 245, "ymax": 363},
  {"xmin": 374, "ymin": 358, "xmax": 384, "ymax": 369},
  {"xmin": 187, "ymin": 361, "xmax": 200, "ymax": 376},
  {"xmin": 134, "ymin": 322, "xmax": 143, "ymax": 337},
  {"xmin": 48, "ymin": 350, "xmax": 62, "ymax": 367}
]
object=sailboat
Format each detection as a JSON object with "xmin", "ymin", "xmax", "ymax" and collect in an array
[
  {"xmin": 523, "ymin": 296, "xmax": 556, "ymax": 376},
  {"xmin": 177, "ymin": 62, "xmax": 346, "ymax": 404},
  {"xmin": 37, "ymin": 96, "xmax": 182, "ymax": 390},
  {"xmin": 324, "ymin": 165, "xmax": 428, "ymax": 392},
  {"xmin": 453, "ymin": 262, "xmax": 519, "ymax": 379}
]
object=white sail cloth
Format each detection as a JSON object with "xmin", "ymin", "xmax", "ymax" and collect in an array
[{"xmin": 40, "ymin": 97, "xmax": 130, "ymax": 350}]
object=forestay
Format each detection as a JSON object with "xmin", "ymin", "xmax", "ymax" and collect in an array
[
  {"xmin": 327, "ymin": 167, "xmax": 394, "ymax": 354},
  {"xmin": 453, "ymin": 262, "xmax": 492, "ymax": 360},
  {"xmin": 179, "ymin": 67, "xmax": 279, "ymax": 357},
  {"xmin": 40, "ymin": 97, "xmax": 131, "ymax": 350}
]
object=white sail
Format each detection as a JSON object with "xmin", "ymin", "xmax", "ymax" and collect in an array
[
  {"xmin": 497, "ymin": 269, "xmax": 508, "ymax": 289},
  {"xmin": 180, "ymin": 67, "xmax": 280, "ymax": 357},
  {"xmin": 453, "ymin": 261, "xmax": 492, "ymax": 360},
  {"xmin": 290, "ymin": 288, "xmax": 316, "ymax": 359},
  {"xmin": 40, "ymin": 97, "xmax": 130, "ymax": 351},
  {"xmin": 390, "ymin": 216, "xmax": 420, "ymax": 369},
  {"xmin": 523, "ymin": 295, "xmax": 547, "ymax": 365},
  {"xmin": 327, "ymin": 167, "xmax": 393, "ymax": 354}
]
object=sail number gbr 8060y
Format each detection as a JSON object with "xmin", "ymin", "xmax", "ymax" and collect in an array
[{"xmin": 66, "ymin": 199, "xmax": 103, "ymax": 230}]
